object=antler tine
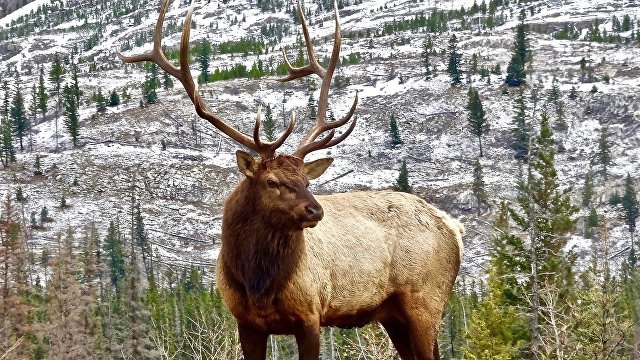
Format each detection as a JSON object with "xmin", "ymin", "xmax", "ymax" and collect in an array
[
  {"xmin": 281, "ymin": 0, "xmax": 358, "ymax": 159},
  {"xmin": 117, "ymin": 0, "xmax": 295, "ymax": 159},
  {"xmin": 253, "ymin": 108, "xmax": 297, "ymax": 159}
]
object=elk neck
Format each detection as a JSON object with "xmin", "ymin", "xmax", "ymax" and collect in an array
[{"xmin": 221, "ymin": 180, "xmax": 305, "ymax": 308}]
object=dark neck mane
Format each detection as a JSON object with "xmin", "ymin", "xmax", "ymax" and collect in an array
[{"xmin": 221, "ymin": 181, "xmax": 304, "ymax": 307}]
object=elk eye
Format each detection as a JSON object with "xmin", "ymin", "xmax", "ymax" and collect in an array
[
  {"xmin": 305, "ymin": 182, "xmax": 310, "ymax": 188},
  {"xmin": 266, "ymin": 179, "xmax": 278, "ymax": 188}
]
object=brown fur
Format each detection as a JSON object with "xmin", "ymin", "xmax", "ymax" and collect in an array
[{"xmin": 216, "ymin": 155, "xmax": 463, "ymax": 360}]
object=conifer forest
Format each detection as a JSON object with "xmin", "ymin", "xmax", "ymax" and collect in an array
[{"xmin": 1, "ymin": 0, "xmax": 640, "ymax": 358}]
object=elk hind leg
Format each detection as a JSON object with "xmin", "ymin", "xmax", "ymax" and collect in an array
[{"xmin": 403, "ymin": 298, "xmax": 443, "ymax": 360}]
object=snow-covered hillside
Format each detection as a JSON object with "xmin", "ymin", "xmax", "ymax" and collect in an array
[{"xmin": 0, "ymin": 0, "xmax": 639, "ymax": 277}]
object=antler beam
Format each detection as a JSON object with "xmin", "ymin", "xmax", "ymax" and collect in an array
[{"xmin": 117, "ymin": 0, "xmax": 295, "ymax": 159}]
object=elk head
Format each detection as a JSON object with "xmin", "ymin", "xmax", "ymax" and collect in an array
[{"xmin": 117, "ymin": 0, "xmax": 357, "ymax": 229}]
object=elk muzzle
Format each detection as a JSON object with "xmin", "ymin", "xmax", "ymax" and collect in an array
[{"xmin": 297, "ymin": 197, "xmax": 324, "ymax": 228}]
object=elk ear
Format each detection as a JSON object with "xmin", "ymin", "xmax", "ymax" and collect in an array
[
  {"xmin": 304, "ymin": 157, "xmax": 334, "ymax": 180},
  {"xmin": 236, "ymin": 150, "xmax": 257, "ymax": 178}
]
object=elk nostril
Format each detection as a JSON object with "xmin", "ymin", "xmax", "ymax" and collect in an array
[{"xmin": 305, "ymin": 205, "xmax": 323, "ymax": 219}]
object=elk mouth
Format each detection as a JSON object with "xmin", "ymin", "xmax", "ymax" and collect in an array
[{"xmin": 301, "ymin": 220, "xmax": 320, "ymax": 228}]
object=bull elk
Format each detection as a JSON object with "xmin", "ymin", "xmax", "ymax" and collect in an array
[{"xmin": 118, "ymin": 1, "xmax": 463, "ymax": 359}]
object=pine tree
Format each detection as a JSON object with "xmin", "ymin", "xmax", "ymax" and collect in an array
[
  {"xmin": 49, "ymin": 54, "xmax": 65, "ymax": 150},
  {"xmin": 121, "ymin": 248, "xmax": 161, "ymax": 359},
  {"xmin": 467, "ymin": 87, "xmax": 489, "ymax": 157},
  {"xmin": 10, "ymin": 79, "xmax": 29, "ymax": 150},
  {"xmin": 33, "ymin": 154, "xmax": 42, "ymax": 176},
  {"xmin": 28, "ymin": 84, "xmax": 37, "ymax": 149},
  {"xmin": 511, "ymin": 87, "xmax": 529, "ymax": 161},
  {"xmin": 621, "ymin": 173, "xmax": 639, "ymax": 244},
  {"xmin": 103, "ymin": 221, "xmax": 125, "ymax": 293},
  {"xmin": 584, "ymin": 207, "xmax": 599, "ymax": 239},
  {"xmin": 395, "ymin": 160, "xmax": 411, "ymax": 193},
  {"xmin": 108, "ymin": 89, "xmax": 120, "ymax": 107},
  {"xmin": 568, "ymin": 86, "xmax": 578, "ymax": 100},
  {"xmin": 505, "ymin": 54, "xmax": 526, "ymax": 86},
  {"xmin": 447, "ymin": 34, "xmax": 462, "ymax": 85},
  {"xmin": 582, "ymin": 168, "xmax": 594, "ymax": 208},
  {"xmin": 547, "ymin": 76, "xmax": 561, "ymax": 103},
  {"xmin": 1, "ymin": 80, "xmax": 9, "ymax": 120},
  {"xmin": 597, "ymin": 126, "xmax": 613, "ymax": 181},
  {"xmin": 162, "ymin": 71, "xmax": 174, "ymax": 90},
  {"xmin": 510, "ymin": 114, "xmax": 579, "ymax": 356},
  {"xmin": 389, "ymin": 114, "xmax": 402, "ymax": 146},
  {"xmin": 62, "ymin": 84, "xmax": 80, "ymax": 146},
  {"xmin": 262, "ymin": 105, "xmax": 277, "ymax": 141},
  {"xmin": 197, "ymin": 40, "xmax": 213, "ymax": 83},
  {"xmin": 472, "ymin": 159, "xmax": 489, "ymax": 211},
  {"xmin": 505, "ymin": 21, "xmax": 528, "ymax": 86},
  {"xmin": 94, "ymin": 88, "xmax": 107, "ymax": 113},
  {"xmin": 37, "ymin": 67, "xmax": 48, "ymax": 119},
  {"xmin": 70, "ymin": 57, "xmax": 82, "ymax": 105},
  {"xmin": 421, "ymin": 36, "xmax": 433, "ymax": 79},
  {"xmin": 133, "ymin": 203, "xmax": 151, "ymax": 272},
  {"xmin": 1, "ymin": 118, "xmax": 15, "ymax": 166}
]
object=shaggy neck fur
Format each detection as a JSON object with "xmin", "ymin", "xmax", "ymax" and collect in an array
[{"xmin": 221, "ymin": 180, "xmax": 304, "ymax": 308}]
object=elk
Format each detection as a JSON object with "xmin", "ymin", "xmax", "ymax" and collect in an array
[{"xmin": 118, "ymin": 1, "xmax": 464, "ymax": 359}]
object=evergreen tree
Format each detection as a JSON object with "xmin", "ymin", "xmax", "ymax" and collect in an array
[
  {"xmin": 142, "ymin": 76, "xmax": 158, "ymax": 104},
  {"xmin": 472, "ymin": 158, "xmax": 489, "ymax": 210},
  {"xmin": 49, "ymin": 54, "xmax": 65, "ymax": 150},
  {"xmin": 103, "ymin": 221, "xmax": 125, "ymax": 293},
  {"xmin": 621, "ymin": 173, "xmax": 639, "ymax": 243},
  {"xmin": 33, "ymin": 154, "xmax": 42, "ymax": 176},
  {"xmin": 70, "ymin": 57, "xmax": 82, "ymax": 105},
  {"xmin": 1, "ymin": 80, "xmax": 9, "ymax": 119},
  {"xmin": 582, "ymin": 169, "xmax": 594, "ymax": 208},
  {"xmin": 62, "ymin": 84, "xmax": 80, "ymax": 146},
  {"xmin": 37, "ymin": 67, "xmax": 48, "ymax": 119},
  {"xmin": 197, "ymin": 40, "xmax": 213, "ymax": 83},
  {"xmin": 568, "ymin": 86, "xmax": 578, "ymax": 100},
  {"xmin": 389, "ymin": 114, "xmax": 402, "ymax": 146},
  {"xmin": 28, "ymin": 84, "xmax": 37, "ymax": 149},
  {"xmin": 597, "ymin": 126, "xmax": 613, "ymax": 181},
  {"xmin": 447, "ymin": 34, "xmax": 462, "ymax": 85},
  {"xmin": 505, "ymin": 54, "xmax": 526, "ymax": 86},
  {"xmin": 162, "ymin": 71, "xmax": 174, "ymax": 90},
  {"xmin": 511, "ymin": 87, "xmax": 529, "ymax": 161},
  {"xmin": 547, "ymin": 76, "xmax": 561, "ymax": 103},
  {"xmin": 510, "ymin": 114, "xmax": 579, "ymax": 356},
  {"xmin": 121, "ymin": 249, "xmax": 161, "ymax": 359},
  {"xmin": 262, "ymin": 105, "xmax": 276, "ymax": 142},
  {"xmin": 1, "ymin": 118, "xmax": 15, "ymax": 166},
  {"xmin": 421, "ymin": 36, "xmax": 433, "ymax": 78},
  {"xmin": 505, "ymin": 21, "xmax": 528, "ymax": 86},
  {"xmin": 10, "ymin": 80, "xmax": 29, "ymax": 150},
  {"xmin": 133, "ymin": 203, "xmax": 151, "ymax": 272},
  {"xmin": 584, "ymin": 207, "xmax": 599, "ymax": 239},
  {"xmin": 94, "ymin": 88, "xmax": 107, "ymax": 113},
  {"xmin": 108, "ymin": 89, "xmax": 120, "ymax": 107},
  {"xmin": 467, "ymin": 87, "xmax": 489, "ymax": 157},
  {"xmin": 395, "ymin": 160, "xmax": 412, "ymax": 193}
]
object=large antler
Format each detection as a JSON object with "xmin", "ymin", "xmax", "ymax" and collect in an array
[
  {"xmin": 116, "ymin": 0, "xmax": 295, "ymax": 159},
  {"xmin": 280, "ymin": 1, "xmax": 358, "ymax": 159}
]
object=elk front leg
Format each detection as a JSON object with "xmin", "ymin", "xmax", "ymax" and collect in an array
[
  {"xmin": 294, "ymin": 319, "xmax": 321, "ymax": 360},
  {"xmin": 238, "ymin": 323, "xmax": 268, "ymax": 360}
]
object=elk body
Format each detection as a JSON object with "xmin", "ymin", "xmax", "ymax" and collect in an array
[{"xmin": 118, "ymin": 1, "xmax": 463, "ymax": 359}]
